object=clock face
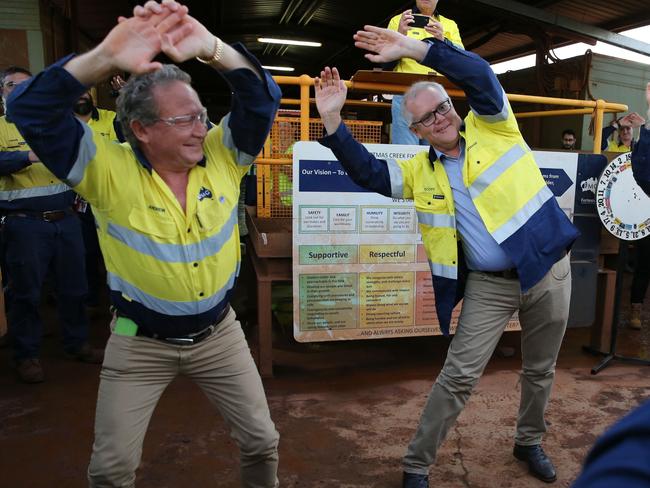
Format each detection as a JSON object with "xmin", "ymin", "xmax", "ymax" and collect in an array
[{"xmin": 597, "ymin": 152, "xmax": 650, "ymax": 241}]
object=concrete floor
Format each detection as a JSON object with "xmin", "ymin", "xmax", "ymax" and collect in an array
[{"xmin": 1, "ymin": 285, "xmax": 650, "ymax": 487}]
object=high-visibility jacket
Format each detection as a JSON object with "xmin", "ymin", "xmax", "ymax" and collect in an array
[
  {"xmin": 87, "ymin": 107, "xmax": 119, "ymax": 141},
  {"xmin": 0, "ymin": 116, "xmax": 74, "ymax": 212},
  {"xmin": 321, "ymin": 40, "xmax": 579, "ymax": 334},
  {"xmin": 8, "ymin": 46, "xmax": 281, "ymax": 337},
  {"xmin": 387, "ymin": 8, "xmax": 463, "ymax": 75}
]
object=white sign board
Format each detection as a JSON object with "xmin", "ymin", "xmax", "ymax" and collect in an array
[{"xmin": 292, "ymin": 143, "xmax": 578, "ymax": 342}]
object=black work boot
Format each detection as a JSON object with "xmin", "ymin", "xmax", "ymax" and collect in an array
[
  {"xmin": 513, "ymin": 444, "xmax": 557, "ymax": 483},
  {"xmin": 403, "ymin": 472, "xmax": 429, "ymax": 488}
]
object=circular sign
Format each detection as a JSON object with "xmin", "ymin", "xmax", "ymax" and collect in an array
[{"xmin": 596, "ymin": 152, "xmax": 650, "ymax": 241}]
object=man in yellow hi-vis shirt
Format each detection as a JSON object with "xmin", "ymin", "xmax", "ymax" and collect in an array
[{"xmin": 7, "ymin": 1, "xmax": 281, "ymax": 486}]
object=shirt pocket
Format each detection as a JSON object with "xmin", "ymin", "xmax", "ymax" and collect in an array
[{"xmin": 122, "ymin": 208, "xmax": 179, "ymax": 278}]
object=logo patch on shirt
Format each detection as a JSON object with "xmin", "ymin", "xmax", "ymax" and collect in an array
[
  {"xmin": 432, "ymin": 194, "xmax": 445, "ymax": 200},
  {"xmin": 148, "ymin": 205, "xmax": 166, "ymax": 213},
  {"xmin": 198, "ymin": 186, "xmax": 213, "ymax": 201}
]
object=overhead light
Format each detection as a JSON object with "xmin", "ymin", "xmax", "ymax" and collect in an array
[
  {"xmin": 258, "ymin": 37, "xmax": 321, "ymax": 47},
  {"xmin": 262, "ymin": 65, "xmax": 295, "ymax": 72}
]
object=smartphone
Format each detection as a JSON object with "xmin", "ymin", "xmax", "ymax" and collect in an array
[{"xmin": 411, "ymin": 14, "xmax": 430, "ymax": 28}]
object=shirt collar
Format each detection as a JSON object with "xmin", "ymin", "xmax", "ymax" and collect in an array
[
  {"xmin": 429, "ymin": 123, "xmax": 466, "ymax": 163},
  {"xmin": 131, "ymin": 145, "xmax": 207, "ymax": 173}
]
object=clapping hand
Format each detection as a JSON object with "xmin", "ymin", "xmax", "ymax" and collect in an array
[{"xmin": 99, "ymin": 1, "xmax": 191, "ymax": 74}]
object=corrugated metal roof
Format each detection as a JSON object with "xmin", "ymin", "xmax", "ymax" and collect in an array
[{"xmin": 41, "ymin": 0, "xmax": 650, "ymax": 88}]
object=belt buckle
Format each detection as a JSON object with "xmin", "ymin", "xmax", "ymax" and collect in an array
[
  {"xmin": 165, "ymin": 325, "xmax": 215, "ymax": 346},
  {"xmin": 42, "ymin": 210, "xmax": 58, "ymax": 222},
  {"xmin": 164, "ymin": 337, "xmax": 195, "ymax": 346}
]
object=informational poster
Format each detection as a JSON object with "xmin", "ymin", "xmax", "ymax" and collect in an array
[{"xmin": 292, "ymin": 142, "xmax": 578, "ymax": 342}]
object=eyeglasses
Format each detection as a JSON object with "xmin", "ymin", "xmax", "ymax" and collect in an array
[
  {"xmin": 156, "ymin": 108, "xmax": 208, "ymax": 128},
  {"xmin": 410, "ymin": 99, "xmax": 452, "ymax": 128}
]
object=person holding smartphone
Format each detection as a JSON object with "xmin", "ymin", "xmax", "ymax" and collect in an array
[{"xmin": 386, "ymin": 0, "xmax": 463, "ymax": 145}]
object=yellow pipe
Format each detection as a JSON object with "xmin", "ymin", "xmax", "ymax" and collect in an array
[
  {"xmin": 281, "ymin": 97, "xmax": 391, "ymax": 108},
  {"xmin": 514, "ymin": 108, "xmax": 621, "ymax": 118},
  {"xmin": 593, "ymin": 99, "xmax": 606, "ymax": 155},
  {"xmin": 299, "ymin": 75, "xmax": 311, "ymax": 141},
  {"xmin": 271, "ymin": 74, "xmax": 628, "ymax": 155},
  {"xmin": 256, "ymin": 157, "xmax": 293, "ymax": 165}
]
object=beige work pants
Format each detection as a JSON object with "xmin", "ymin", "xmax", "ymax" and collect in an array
[
  {"xmin": 87, "ymin": 308, "xmax": 279, "ymax": 487},
  {"xmin": 403, "ymin": 255, "xmax": 572, "ymax": 475}
]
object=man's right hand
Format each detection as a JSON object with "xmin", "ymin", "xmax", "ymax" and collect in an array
[
  {"xmin": 314, "ymin": 67, "xmax": 347, "ymax": 135},
  {"xmin": 27, "ymin": 151, "xmax": 39, "ymax": 163}
]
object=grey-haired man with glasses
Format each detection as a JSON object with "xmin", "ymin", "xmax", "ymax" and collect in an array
[
  {"xmin": 7, "ymin": 1, "xmax": 281, "ymax": 486},
  {"xmin": 315, "ymin": 24, "xmax": 577, "ymax": 488}
]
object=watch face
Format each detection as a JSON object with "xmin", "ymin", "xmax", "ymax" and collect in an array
[{"xmin": 597, "ymin": 152, "xmax": 650, "ymax": 240}]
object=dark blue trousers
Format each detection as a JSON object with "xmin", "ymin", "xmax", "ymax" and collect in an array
[{"xmin": 4, "ymin": 214, "xmax": 88, "ymax": 361}]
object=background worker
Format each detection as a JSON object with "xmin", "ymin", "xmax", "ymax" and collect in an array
[
  {"xmin": 386, "ymin": 0, "xmax": 463, "ymax": 145},
  {"xmin": 1, "ymin": 66, "xmax": 101, "ymax": 384}
]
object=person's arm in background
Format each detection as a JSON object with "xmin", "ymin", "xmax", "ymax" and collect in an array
[
  {"xmin": 0, "ymin": 149, "xmax": 38, "ymax": 175},
  {"xmin": 601, "ymin": 124, "xmax": 617, "ymax": 151},
  {"xmin": 632, "ymin": 83, "xmax": 650, "ymax": 196},
  {"xmin": 316, "ymin": 67, "xmax": 394, "ymax": 198},
  {"xmin": 571, "ymin": 400, "xmax": 650, "ymax": 488}
]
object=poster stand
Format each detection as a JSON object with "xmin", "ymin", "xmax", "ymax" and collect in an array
[{"xmin": 583, "ymin": 240, "xmax": 650, "ymax": 374}]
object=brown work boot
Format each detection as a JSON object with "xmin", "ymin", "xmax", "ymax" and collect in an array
[
  {"xmin": 65, "ymin": 343, "xmax": 104, "ymax": 364},
  {"xmin": 16, "ymin": 358, "xmax": 45, "ymax": 384},
  {"xmin": 630, "ymin": 303, "xmax": 642, "ymax": 330}
]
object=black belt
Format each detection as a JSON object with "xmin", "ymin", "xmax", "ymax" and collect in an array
[
  {"xmin": 5, "ymin": 208, "xmax": 73, "ymax": 222},
  {"xmin": 479, "ymin": 251, "xmax": 567, "ymax": 281},
  {"xmin": 136, "ymin": 305, "xmax": 230, "ymax": 346},
  {"xmin": 482, "ymin": 268, "xmax": 519, "ymax": 279}
]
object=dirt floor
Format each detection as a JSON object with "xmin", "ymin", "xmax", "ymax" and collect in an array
[{"xmin": 1, "ymin": 274, "xmax": 649, "ymax": 488}]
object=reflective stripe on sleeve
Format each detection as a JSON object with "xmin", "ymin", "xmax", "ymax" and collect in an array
[
  {"xmin": 66, "ymin": 123, "xmax": 97, "ymax": 187},
  {"xmin": 386, "ymin": 159, "xmax": 404, "ymax": 198},
  {"xmin": 220, "ymin": 114, "xmax": 257, "ymax": 167},
  {"xmin": 0, "ymin": 183, "xmax": 70, "ymax": 201}
]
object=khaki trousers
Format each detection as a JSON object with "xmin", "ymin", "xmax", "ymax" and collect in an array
[
  {"xmin": 87, "ymin": 308, "xmax": 279, "ymax": 488},
  {"xmin": 403, "ymin": 255, "xmax": 571, "ymax": 475}
]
